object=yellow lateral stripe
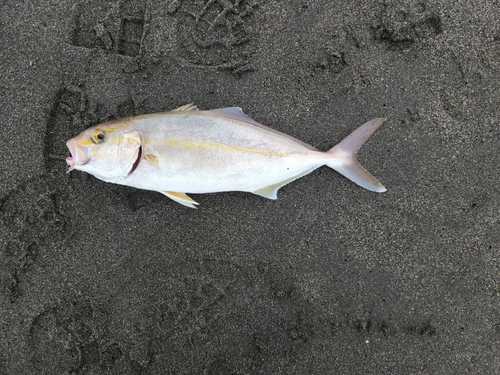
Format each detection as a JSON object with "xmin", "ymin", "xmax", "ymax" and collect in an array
[{"xmin": 152, "ymin": 138, "xmax": 287, "ymax": 157}]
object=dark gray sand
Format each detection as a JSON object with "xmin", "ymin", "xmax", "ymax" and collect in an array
[{"xmin": 1, "ymin": 0, "xmax": 499, "ymax": 374}]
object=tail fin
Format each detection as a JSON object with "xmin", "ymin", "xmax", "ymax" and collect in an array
[{"xmin": 326, "ymin": 118, "xmax": 387, "ymax": 192}]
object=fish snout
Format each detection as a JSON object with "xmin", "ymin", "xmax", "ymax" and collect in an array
[{"xmin": 66, "ymin": 138, "xmax": 89, "ymax": 167}]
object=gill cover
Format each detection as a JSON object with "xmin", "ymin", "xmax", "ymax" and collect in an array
[
  {"xmin": 111, "ymin": 130, "xmax": 142, "ymax": 179},
  {"xmin": 82, "ymin": 129, "xmax": 142, "ymax": 181}
]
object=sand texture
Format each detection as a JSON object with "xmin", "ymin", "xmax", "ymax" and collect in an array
[{"xmin": 1, "ymin": 1, "xmax": 499, "ymax": 374}]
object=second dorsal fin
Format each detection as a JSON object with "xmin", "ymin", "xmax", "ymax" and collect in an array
[{"xmin": 206, "ymin": 107, "xmax": 317, "ymax": 151}]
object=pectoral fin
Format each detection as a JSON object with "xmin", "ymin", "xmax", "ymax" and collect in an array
[
  {"xmin": 253, "ymin": 167, "xmax": 318, "ymax": 200},
  {"xmin": 144, "ymin": 153, "xmax": 160, "ymax": 168},
  {"xmin": 161, "ymin": 191, "xmax": 199, "ymax": 208}
]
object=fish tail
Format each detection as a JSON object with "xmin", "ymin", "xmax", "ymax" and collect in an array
[{"xmin": 325, "ymin": 118, "xmax": 387, "ymax": 192}]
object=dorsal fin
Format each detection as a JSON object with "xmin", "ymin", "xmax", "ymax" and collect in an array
[
  {"xmin": 205, "ymin": 107, "xmax": 317, "ymax": 151},
  {"xmin": 172, "ymin": 103, "xmax": 199, "ymax": 112},
  {"xmin": 206, "ymin": 107, "xmax": 260, "ymax": 125},
  {"xmin": 160, "ymin": 191, "xmax": 199, "ymax": 208}
]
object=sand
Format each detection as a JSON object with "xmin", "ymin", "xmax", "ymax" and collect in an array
[{"xmin": 1, "ymin": 0, "xmax": 499, "ymax": 373}]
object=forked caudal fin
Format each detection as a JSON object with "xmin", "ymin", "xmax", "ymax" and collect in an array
[{"xmin": 326, "ymin": 118, "xmax": 387, "ymax": 192}]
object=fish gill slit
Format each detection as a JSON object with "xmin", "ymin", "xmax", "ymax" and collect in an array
[{"xmin": 128, "ymin": 146, "xmax": 143, "ymax": 176}]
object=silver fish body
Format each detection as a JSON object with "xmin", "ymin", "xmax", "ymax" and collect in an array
[{"xmin": 66, "ymin": 104, "xmax": 386, "ymax": 208}]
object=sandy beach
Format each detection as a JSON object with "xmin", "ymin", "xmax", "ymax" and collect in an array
[{"xmin": 1, "ymin": 1, "xmax": 499, "ymax": 373}]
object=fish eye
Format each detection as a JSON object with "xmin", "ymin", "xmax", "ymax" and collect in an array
[{"xmin": 91, "ymin": 130, "xmax": 105, "ymax": 144}]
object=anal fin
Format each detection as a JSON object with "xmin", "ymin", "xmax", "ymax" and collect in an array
[
  {"xmin": 252, "ymin": 167, "xmax": 318, "ymax": 200},
  {"xmin": 161, "ymin": 191, "xmax": 199, "ymax": 208}
]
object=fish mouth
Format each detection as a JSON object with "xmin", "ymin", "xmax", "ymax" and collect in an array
[
  {"xmin": 128, "ymin": 146, "xmax": 142, "ymax": 176},
  {"xmin": 66, "ymin": 139, "xmax": 89, "ymax": 171},
  {"xmin": 66, "ymin": 156, "xmax": 76, "ymax": 170}
]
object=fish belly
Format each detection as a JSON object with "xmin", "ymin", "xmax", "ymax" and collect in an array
[{"xmin": 121, "ymin": 113, "xmax": 326, "ymax": 194}]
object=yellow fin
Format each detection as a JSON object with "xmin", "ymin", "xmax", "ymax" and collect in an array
[
  {"xmin": 144, "ymin": 153, "xmax": 160, "ymax": 167},
  {"xmin": 171, "ymin": 103, "xmax": 198, "ymax": 112},
  {"xmin": 161, "ymin": 191, "xmax": 199, "ymax": 208},
  {"xmin": 253, "ymin": 167, "xmax": 318, "ymax": 200}
]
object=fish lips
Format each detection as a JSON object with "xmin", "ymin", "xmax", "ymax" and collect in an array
[{"xmin": 66, "ymin": 139, "xmax": 89, "ymax": 169}]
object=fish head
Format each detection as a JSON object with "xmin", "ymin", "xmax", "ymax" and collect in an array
[{"xmin": 66, "ymin": 119, "xmax": 142, "ymax": 181}]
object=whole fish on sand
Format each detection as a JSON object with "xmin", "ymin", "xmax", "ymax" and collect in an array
[{"xmin": 66, "ymin": 104, "xmax": 386, "ymax": 208}]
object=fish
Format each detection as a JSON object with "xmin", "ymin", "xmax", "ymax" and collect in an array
[{"xmin": 66, "ymin": 104, "xmax": 387, "ymax": 208}]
